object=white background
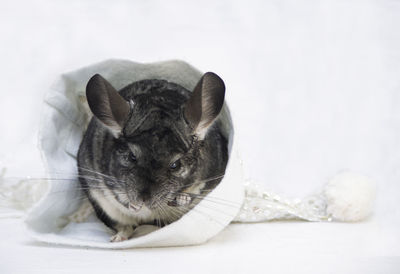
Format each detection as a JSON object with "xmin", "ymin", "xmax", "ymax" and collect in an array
[{"xmin": 0, "ymin": 0, "xmax": 399, "ymax": 273}]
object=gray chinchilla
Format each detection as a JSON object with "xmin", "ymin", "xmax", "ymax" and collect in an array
[{"xmin": 77, "ymin": 72, "xmax": 228, "ymax": 242}]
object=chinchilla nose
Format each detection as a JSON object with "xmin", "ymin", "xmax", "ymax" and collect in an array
[{"xmin": 140, "ymin": 188, "xmax": 151, "ymax": 202}]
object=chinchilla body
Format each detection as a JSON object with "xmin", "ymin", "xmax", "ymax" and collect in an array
[{"xmin": 77, "ymin": 73, "xmax": 228, "ymax": 241}]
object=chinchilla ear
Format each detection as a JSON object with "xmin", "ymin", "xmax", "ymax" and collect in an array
[
  {"xmin": 86, "ymin": 74, "xmax": 130, "ymax": 137},
  {"xmin": 184, "ymin": 72, "xmax": 225, "ymax": 138}
]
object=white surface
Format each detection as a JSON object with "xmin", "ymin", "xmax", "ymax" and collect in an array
[
  {"xmin": 0, "ymin": 0, "xmax": 399, "ymax": 273},
  {"xmin": 1, "ymin": 219, "xmax": 400, "ymax": 274}
]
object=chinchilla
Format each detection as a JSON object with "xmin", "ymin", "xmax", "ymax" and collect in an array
[{"xmin": 77, "ymin": 72, "xmax": 228, "ymax": 242}]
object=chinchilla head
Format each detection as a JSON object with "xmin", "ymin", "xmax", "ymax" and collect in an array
[{"xmin": 79, "ymin": 72, "xmax": 228, "ymax": 216}]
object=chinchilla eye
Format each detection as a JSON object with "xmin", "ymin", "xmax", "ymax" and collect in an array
[
  {"xmin": 169, "ymin": 160, "xmax": 180, "ymax": 170},
  {"xmin": 129, "ymin": 152, "xmax": 137, "ymax": 162}
]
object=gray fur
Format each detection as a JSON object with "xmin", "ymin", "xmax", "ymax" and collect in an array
[{"xmin": 77, "ymin": 73, "xmax": 228, "ymax": 241}]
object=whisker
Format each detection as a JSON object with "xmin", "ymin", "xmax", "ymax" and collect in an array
[
  {"xmin": 167, "ymin": 204, "xmax": 226, "ymax": 228},
  {"xmin": 182, "ymin": 174, "xmax": 225, "ymax": 189},
  {"xmin": 190, "ymin": 196, "xmax": 240, "ymax": 209},
  {"xmin": 50, "ymin": 167, "xmax": 129, "ymax": 185},
  {"xmin": 169, "ymin": 191, "xmax": 242, "ymax": 207},
  {"xmin": 189, "ymin": 202, "xmax": 238, "ymax": 218},
  {"xmin": 47, "ymin": 188, "xmax": 128, "ymax": 197},
  {"xmin": 3, "ymin": 176, "xmax": 117, "ymax": 186},
  {"xmin": 155, "ymin": 201, "xmax": 172, "ymax": 224},
  {"xmin": 76, "ymin": 167, "xmax": 117, "ymax": 181},
  {"xmin": 164, "ymin": 194, "xmax": 238, "ymax": 219}
]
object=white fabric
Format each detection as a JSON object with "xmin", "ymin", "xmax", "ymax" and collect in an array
[{"xmin": 25, "ymin": 60, "xmax": 244, "ymax": 248}]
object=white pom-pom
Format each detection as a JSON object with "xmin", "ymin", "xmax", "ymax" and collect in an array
[{"xmin": 324, "ymin": 172, "xmax": 376, "ymax": 222}]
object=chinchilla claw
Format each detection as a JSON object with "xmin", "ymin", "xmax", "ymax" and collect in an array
[
  {"xmin": 110, "ymin": 234, "xmax": 127, "ymax": 242},
  {"xmin": 129, "ymin": 202, "xmax": 143, "ymax": 212}
]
